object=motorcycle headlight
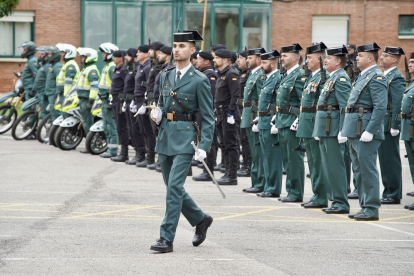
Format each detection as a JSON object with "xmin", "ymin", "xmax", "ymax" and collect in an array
[{"xmin": 63, "ymin": 98, "xmax": 73, "ymax": 107}]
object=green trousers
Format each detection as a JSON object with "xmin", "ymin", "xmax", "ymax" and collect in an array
[
  {"xmin": 378, "ymin": 133, "xmax": 402, "ymax": 199},
  {"xmin": 344, "ymin": 141, "xmax": 357, "ymax": 193},
  {"xmin": 348, "ymin": 138, "xmax": 382, "ymax": 218},
  {"xmin": 47, "ymin": 94, "xmax": 61, "ymax": 122},
  {"xmin": 304, "ymin": 138, "xmax": 328, "ymax": 205},
  {"xmin": 246, "ymin": 128, "xmax": 266, "ymax": 190},
  {"xmin": 38, "ymin": 94, "xmax": 49, "ymax": 120},
  {"xmin": 77, "ymin": 91, "xmax": 94, "ymax": 134},
  {"xmin": 319, "ymin": 137, "xmax": 349, "ymax": 210},
  {"xmin": 159, "ymin": 153, "xmax": 205, "ymax": 242},
  {"xmin": 404, "ymin": 141, "xmax": 414, "ymax": 187},
  {"xmin": 101, "ymin": 98, "xmax": 119, "ymax": 155},
  {"xmin": 259, "ymin": 129, "xmax": 283, "ymax": 195},
  {"xmin": 279, "ymin": 127, "xmax": 304, "ymax": 200}
]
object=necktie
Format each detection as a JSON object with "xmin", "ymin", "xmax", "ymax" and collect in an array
[{"xmin": 176, "ymin": 71, "xmax": 181, "ymax": 85}]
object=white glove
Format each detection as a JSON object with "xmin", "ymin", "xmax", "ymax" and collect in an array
[
  {"xmin": 136, "ymin": 105, "xmax": 147, "ymax": 115},
  {"xmin": 290, "ymin": 117, "xmax": 299, "ymax": 131},
  {"xmin": 253, "ymin": 117, "xmax": 259, "ymax": 124},
  {"xmin": 252, "ymin": 124, "xmax": 259, "ymax": 132},
  {"xmin": 271, "ymin": 125, "xmax": 278, "ymax": 134},
  {"xmin": 360, "ymin": 131, "xmax": 373, "ymax": 142},
  {"xmin": 108, "ymin": 98, "xmax": 113, "ymax": 106},
  {"xmin": 227, "ymin": 115, "xmax": 235, "ymax": 125},
  {"xmin": 314, "ymin": 137, "xmax": 320, "ymax": 141},
  {"xmin": 270, "ymin": 115, "xmax": 276, "ymax": 126},
  {"xmin": 337, "ymin": 131, "xmax": 347, "ymax": 144},
  {"xmin": 144, "ymin": 91, "xmax": 148, "ymax": 100},
  {"xmin": 390, "ymin": 128, "xmax": 399, "ymax": 137},
  {"xmin": 194, "ymin": 148, "xmax": 207, "ymax": 162},
  {"xmin": 150, "ymin": 107, "xmax": 162, "ymax": 124},
  {"xmin": 122, "ymin": 102, "xmax": 126, "ymax": 113},
  {"xmin": 129, "ymin": 100, "xmax": 138, "ymax": 113},
  {"xmin": 152, "ymin": 101, "xmax": 157, "ymax": 107}
]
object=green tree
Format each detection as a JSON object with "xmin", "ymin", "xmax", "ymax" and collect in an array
[{"xmin": 0, "ymin": 0, "xmax": 20, "ymax": 18}]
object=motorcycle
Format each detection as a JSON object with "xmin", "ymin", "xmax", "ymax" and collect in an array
[
  {"xmin": 85, "ymin": 98, "xmax": 107, "ymax": 155},
  {"xmin": 36, "ymin": 104, "xmax": 52, "ymax": 144},
  {"xmin": 0, "ymin": 68, "xmax": 24, "ymax": 134},
  {"xmin": 11, "ymin": 95, "xmax": 40, "ymax": 140}
]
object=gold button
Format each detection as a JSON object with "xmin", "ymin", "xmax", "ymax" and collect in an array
[
  {"xmin": 265, "ymin": 92, "xmax": 267, "ymax": 94},
  {"xmin": 164, "ymin": 94, "xmax": 165, "ymax": 96},
  {"xmin": 258, "ymin": 101, "xmax": 260, "ymax": 103},
  {"xmin": 377, "ymin": 130, "xmax": 379, "ymax": 132},
  {"xmin": 172, "ymin": 102, "xmax": 175, "ymax": 105},
  {"xmin": 302, "ymin": 96, "xmax": 304, "ymax": 98},
  {"xmin": 278, "ymin": 92, "xmax": 280, "ymax": 94},
  {"xmin": 347, "ymin": 101, "xmax": 349, "ymax": 103},
  {"xmin": 185, "ymin": 98, "xmax": 187, "ymax": 100},
  {"xmin": 187, "ymin": 126, "xmax": 190, "ymax": 129},
  {"xmin": 277, "ymin": 99, "xmax": 279, "ymax": 101},
  {"xmin": 259, "ymin": 95, "xmax": 261, "ymax": 97}
]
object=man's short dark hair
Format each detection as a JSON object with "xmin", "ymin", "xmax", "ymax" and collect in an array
[
  {"xmin": 368, "ymin": 51, "xmax": 379, "ymax": 63},
  {"xmin": 336, "ymin": 55, "xmax": 347, "ymax": 68}
]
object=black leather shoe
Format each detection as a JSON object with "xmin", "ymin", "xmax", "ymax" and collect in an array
[
  {"xmin": 193, "ymin": 171, "xmax": 212, "ymax": 182},
  {"xmin": 257, "ymin": 191, "xmax": 279, "ymax": 197},
  {"xmin": 306, "ymin": 173, "xmax": 310, "ymax": 178},
  {"xmin": 325, "ymin": 207, "xmax": 349, "ymax": 214},
  {"xmin": 242, "ymin": 187, "xmax": 251, "ymax": 192},
  {"xmin": 147, "ymin": 161, "xmax": 159, "ymax": 170},
  {"xmin": 191, "ymin": 159, "xmax": 199, "ymax": 166},
  {"xmin": 301, "ymin": 201, "xmax": 311, "ymax": 207},
  {"xmin": 111, "ymin": 154, "xmax": 128, "ymax": 162},
  {"xmin": 348, "ymin": 212, "xmax": 363, "ymax": 219},
  {"xmin": 217, "ymin": 176, "xmax": 237, "ymax": 185},
  {"xmin": 304, "ymin": 201, "xmax": 328, "ymax": 209},
  {"xmin": 245, "ymin": 187, "xmax": 263, "ymax": 193},
  {"xmin": 150, "ymin": 237, "xmax": 173, "ymax": 253},
  {"xmin": 354, "ymin": 212, "xmax": 379, "ymax": 221},
  {"xmin": 193, "ymin": 213, "xmax": 213, "ymax": 246},
  {"xmin": 155, "ymin": 164, "xmax": 162, "ymax": 172},
  {"xmin": 125, "ymin": 156, "xmax": 138, "ymax": 165},
  {"xmin": 100, "ymin": 152, "xmax": 116, "ymax": 158},
  {"xmin": 79, "ymin": 149, "xmax": 89, "ymax": 154},
  {"xmin": 280, "ymin": 197, "xmax": 302, "ymax": 203},
  {"xmin": 136, "ymin": 159, "xmax": 148, "ymax": 168},
  {"xmin": 380, "ymin": 198, "xmax": 401, "ymax": 204},
  {"xmin": 348, "ymin": 192, "xmax": 359, "ymax": 199},
  {"xmin": 219, "ymin": 166, "xmax": 226, "ymax": 173},
  {"xmin": 408, "ymin": 204, "xmax": 414, "ymax": 210},
  {"xmin": 197, "ymin": 163, "xmax": 205, "ymax": 169},
  {"xmin": 214, "ymin": 163, "xmax": 224, "ymax": 171},
  {"xmin": 237, "ymin": 168, "xmax": 251, "ymax": 177},
  {"xmin": 406, "ymin": 191, "xmax": 414, "ymax": 197}
]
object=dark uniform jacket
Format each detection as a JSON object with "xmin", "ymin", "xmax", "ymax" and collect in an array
[
  {"xmin": 110, "ymin": 64, "xmax": 125, "ymax": 96},
  {"xmin": 134, "ymin": 59, "xmax": 151, "ymax": 101},
  {"xmin": 399, "ymin": 79, "xmax": 414, "ymax": 141},
  {"xmin": 124, "ymin": 65, "xmax": 136, "ymax": 101},
  {"xmin": 215, "ymin": 65, "xmax": 241, "ymax": 117},
  {"xmin": 383, "ymin": 67, "xmax": 405, "ymax": 132},
  {"xmin": 147, "ymin": 61, "xmax": 162, "ymax": 101},
  {"xmin": 199, "ymin": 66, "xmax": 218, "ymax": 99}
]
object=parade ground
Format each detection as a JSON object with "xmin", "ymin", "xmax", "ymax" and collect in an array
[{"xmin": 1, "ymin": 134, "xmax": 413, "ymax": 275}]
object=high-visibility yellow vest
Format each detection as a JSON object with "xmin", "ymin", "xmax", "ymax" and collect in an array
[
  {"xmin": 98, "ymin": 61, "xmax": 115, "ymax": 90},
  {"xmin": 56, "ymin": 59, "xmax": 80, "ymax": 96},
  {"xmin": 76, "ymin": 64, "xmax": 99, "ymax": 90}
]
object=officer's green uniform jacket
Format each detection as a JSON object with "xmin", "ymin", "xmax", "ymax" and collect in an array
[
  {"xmin": 383, "ymin": 67, "xmax": 405, "ymax": 132},
  {"xmin": 44, "ymin": 62, "xmax": 63, "ymax": 97},
  {"xmin": 341, "ymin": 65, "xmax": 387, "ymax": 139},
  {"xmin": 297, "ymin": 69, "xmax": 328, "ymax": 137},
  {"xmin": 275, "ymin": 65, "xmax": 305, "ymax": 129},
  {"xmin": 33, "ymin": 62, "xmax": 50, "ymax": 97},
  {"xmin": 22, "ymin": 55, "xmax": 38, "ymax": 93},
  {"xmin": 155, "ymin": 65, "xmax": 215, "ymax": 156},
  {"xmin": 400, "ymin": 79, "xmax": 414, "ymax": 141},
  {"xmin": 313, "ymin": 68, "xmax": 350, "ymax": 137},
  {"xmin": 257, "ymin": 70, "xmax": 281, "ymax": 129},
  {"xmin": 240, "ymin": 67, "xmax": 266, "ymax": 128}
]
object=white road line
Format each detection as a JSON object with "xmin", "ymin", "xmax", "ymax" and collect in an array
[{"xmin": 364, "ymin": 222, "xmax": 414, "ymax": 237}]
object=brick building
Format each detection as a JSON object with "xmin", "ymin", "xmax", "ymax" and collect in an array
[{"xmin": 1, "ymin": 0, "xmax": 413, "ymax": 94}]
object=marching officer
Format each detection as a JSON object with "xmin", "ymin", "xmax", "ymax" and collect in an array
[
  {"xmin": 377, "ymin": 47, "xmax": 406, "ymax": 204},
  {"xmin": 18, "ymin": 41, "xmax": 38, "ymax": 101},
  {"xmin": 56, "ymin": 43, "xmax": 79, "ymax": 119},
  {"xmin": 44, "ymin": 46, "xmax": 63, "ymax": 123},
  {"xmin": 401, "ymin": 52, "xmax": 414, "ymax": 210},
  {"xmin": 149, "ymin": 30, "xmax": 215, "ymax": 253},
  {"xmin": 98, "ymin": 43, "xmax": 119, "ymax": 157},
  {"xmin": 274, "ymin": 43, "xmax": 305, "ymax": 202},
  {"xmin": 236, "ymin": 50, "xmax": 252, "ymax": 177},
  {"xmin": 297, "ymin": 43, "xmax": 328, "ymax": 208},
  {"xmin": 75, "ymin": 47, "xmax": 100, "ymax": 151},
  {"xmin": 313, "ymin": 45, "xmax": 351, "ymax": 214},
  {"xmin": 109, "ymin": 50, "xmax": 128, "ymax": 160},
  {"xmin": 193, "ymin": 51, "xmax": 219, "ymax": 181},
  {"xmin": 240, "ymin": 48, "xmax": 266, "ymax": 193},
  {"xmin": 131, "ymin": 45, "xmax": 156, "ymax": 167},
  {"xmin": 32, "ymin": 46, "xmax": 50, "ymax": 120},
  {"xmin": 255, "ymin": 50, "xmax": 283, "ymax": 197},
  {"xmin": 342, "ymin": 42, "xmax": 387, "ymax": 221},
  {"xmin": 213, "ymin": 48, "xmax": 241, "ymax": 185}
]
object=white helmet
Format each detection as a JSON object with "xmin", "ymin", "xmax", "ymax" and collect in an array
[
  {"xmin": 56, "ymin": 43, "xmax": 77, "ymax": 59},
  {"xmin": 99, "ymin": 42, "xmax": 119, "ymax": 61}
]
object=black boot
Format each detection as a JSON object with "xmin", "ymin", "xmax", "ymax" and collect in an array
[
  {"xmin": 214, "ymin": 163, "xmax": 224, "ymax": 171},
  {"xmin": 111, "ymin": 146, "xmax": 128, "ymax": 162},
  {"xmin": 193, "ymin": 168, "xmax": 213, "ymax": 181},
  {"xmin": 136, "ymin": 152, "xmax": 148, "ymax": 167},
  {"xmin": 237, "ymin": 162, "xmax": 251, "ymax": 177},
  {"xmin": 155, "ymin": 162, "xmax": 162, "ymax": 172},
  {"xmin": 125, "ymin": 152, "xmax": 139, "ymax": 165},
  {"xmin": 147, "ymin": 159, "xmax": 159, "ymax": 170},
  {"xmin": 146, "ymin": 150, "xmax": 156, "ymax": 166},
  {"xmin": 100, "ymin": 152, "xmax": 116, "ymax": 158},
  {"xmin": 191, "ymin": 159, "xmax": 199, "ymax": 166},
  {"xmin": 187, "ymin": 167, "xmax": 193, "ymax": 176},
  {"xmin": 217, "ymin": 170, "xmax": 237, "ymax": 185}
]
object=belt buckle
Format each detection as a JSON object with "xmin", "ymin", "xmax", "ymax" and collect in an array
[
  {"xmin": 276, "ymin": 106, "xmax": 279, "ymax": 112},
  {"xmin": 345, "ymin": 107, "xmax": 349, "ymax": 113},
  {"xmin": 167, "ymin": 113, "xmax": 174, "ymax": 121},
  {"xmin": 170, "ymin": 91, "xmax": 176, "ymax": 97},
  {"xmin": 300, "ymin": 106, "xmax": 303, "ymax": 112},
  {"xmin": 242, "ymin": 101, "xmax": 245, "ymax": 107}
]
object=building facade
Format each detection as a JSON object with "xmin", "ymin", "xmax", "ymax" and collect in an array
[{"xmin": 1, "ymin": 0, "xmax": 413, "ymax": 94}]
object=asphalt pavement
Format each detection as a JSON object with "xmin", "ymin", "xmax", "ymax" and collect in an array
[{"xmin": 1, "ymin": 133, "xmax": 413, "ymax": 275}]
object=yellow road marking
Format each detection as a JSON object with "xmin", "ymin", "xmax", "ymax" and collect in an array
[
  {"xmin": 0, "ymin": 204, "xmax": 29, "ymax": 209},
  {"xmin": 215, "ymin": 207, "xmax": 283, "ymax": 220},
  {"xmin": 63, "ymin": 206, "xmax": 156, "ymax": 219},
  {"xmin": 379, "ymin": 214, "xmax": 414, "ymax": 221}
]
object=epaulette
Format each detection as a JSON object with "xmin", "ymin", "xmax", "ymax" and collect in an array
[{"xmin": 194, "ymin": 70, "xmax": 205, "ymax": 78}]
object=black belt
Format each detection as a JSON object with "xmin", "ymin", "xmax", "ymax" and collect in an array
[
  {"xmin": 77, "ymin": 95, "xmax": 89, "ymax": 100},
  {"xmin": 124, "ymin": 94, "xmax": 134, "ymax": 103},
  {"xmin": 345, "ymin": 107, "xmax": 373, "ymax": 113},
  {"xmin": 387, "ymin": 104, "xmax": 392, "ymax": 110},
  {"xmin": 300, "ymin": 107, "xmax": 316, "ymax": 113},
  {"xmin": 166, "ymin": 113, "xmax": 197, "ymax": 122},
  {"xmin": 316, "ymin": 105, "xmax": 340, "ymax": 111},
  {"xmin": 98, "ymin": 93, "xmax": 108, "ymax": 99},
  {"xmin": 257, "ymin": 111, "xmax": 271, "ymax": 117},
  {"xmin": 401, "ymin": 113, "xmax": 412, "ymax": 119},
  {"xmin": 134, "ymin": 96, "xmax": 145, "ymax": 103},
  {"xmin": 241, "ymin": 99, "xmax": 257, "ymax": 107},
  {"xmin": 111, "ymin": 94, "xmax": 120, "ymax": 100}
]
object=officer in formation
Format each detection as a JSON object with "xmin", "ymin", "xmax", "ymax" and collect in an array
[
  {"xmin": 31, "ymin": 46, "xmax": 50, "ymax": 121},
  {"xmin": 44, "ymin": 46, "xmax": 63, "ymax": 122}
]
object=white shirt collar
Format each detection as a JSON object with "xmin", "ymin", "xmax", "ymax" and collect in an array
[
  {"xmin": 328, "ymin": 68, "xmax": 340, "ymax": 76},
  {"xmin": 175, "ymin": 63, "xmax": 192, "ymax": 80},
  {"xmin": 311, "ymin": 68, "xmax": 321, "ymax": 77},
  {"xmin": 384, "ymin": 66, "xmax": 397, "ymax": 76},
  {"xmin": 266, "ymin": 69, "xmax": 279, "ymax": 80},
  {"xmin": 251, "ymin": 66, "xmax": 261, "ymax": 74},
  {"xmin": 360, "ymin": 64, "xmax": 377, "ymax": 76},
  {"xmin": 286, "ymin": 64, "xmax": 299, "ymax": 76}
]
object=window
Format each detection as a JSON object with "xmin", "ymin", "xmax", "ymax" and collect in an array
[
  {"xmin": 117, "ymin": 5, "xmax": 142, "ymax": 49},
  {"xmin": 215, "ymin": 7, "xmax": 239, "ymax": 51},
  {"xmin": 185, "ymin": 4, "xmax": 211, "ymax": 50},
  {"xmin": 399, "ymin": 15, "xmax": 414, "ymax": 37},
  {"xmin": 312, "ymin": 15, "xmax": 349, "ymax": 48},
  {"xmin": 84, "ymin": 2, "xmax": 113, "ymax": 50},
  {"xmin": 145, "ymin": 5, "xmax": 172, "ymax": 45},
  {"xmin": 243, "ymin": 7, "xmax": 268, "ymax": 50},
  {"xmin": 0, "ymin": 11, "xmax": 34, "ymax": 57}
]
